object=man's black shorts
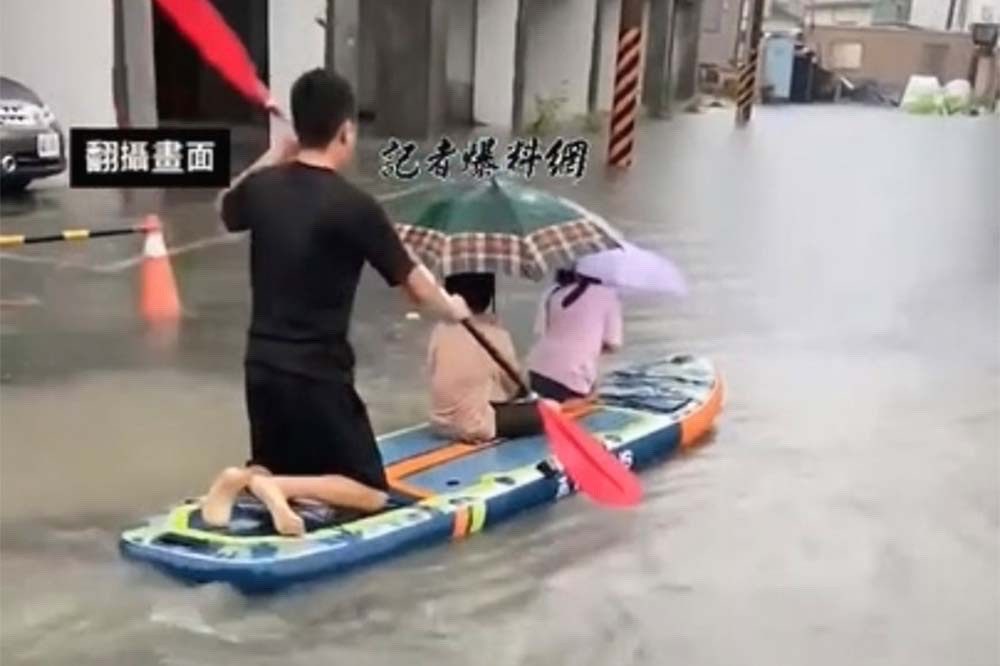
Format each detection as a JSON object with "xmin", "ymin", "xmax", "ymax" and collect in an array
[{"xmin": 244, "ymin": 362, "xmax": 388, "ymax": 490}]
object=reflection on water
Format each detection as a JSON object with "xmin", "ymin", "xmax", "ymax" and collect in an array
[{"xmin": 1, "ymin": 108, "xmax": 998, "ymax": 665}]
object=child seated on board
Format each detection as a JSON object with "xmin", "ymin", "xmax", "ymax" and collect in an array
[
  {"xmin": 427, "ymin": 272, "xmax": 545, "ymax": 443},
  {"xmin": 527, "ymin": 267, "xmax": 623, "ymax": 401}
]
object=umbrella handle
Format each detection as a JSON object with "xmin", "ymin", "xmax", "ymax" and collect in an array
[{"xmin": 461, "ymin": 320, "xmax": 533, "ymax": 397}]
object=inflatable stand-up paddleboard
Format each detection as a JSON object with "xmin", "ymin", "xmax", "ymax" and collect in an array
[{"xmin": 120, "ymin": 355, "xmax": 723, "ymax": 593}]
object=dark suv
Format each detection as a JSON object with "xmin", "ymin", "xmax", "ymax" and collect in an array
[{"xmin": 0, "ymin": 76, "xmax": 66, "ymax": 193}]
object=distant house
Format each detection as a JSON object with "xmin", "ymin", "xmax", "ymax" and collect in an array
[
  {"xmin": 807, "ymin": 24, "xmax": 975, "ymax": 94},
  {"xmin": 699, "ymin": 0, "xmax": 805, "ymax": 68},
  {"xmin": 700, "ymin": 0, "xmax": 743, "ymax": 67},
  {"xmin": 873, "ymin": 0, "xmax": 999, "ymax": 30},
  {"xmin": 806, "ymin": 0, "xmax": 876, "ymax": 27}
]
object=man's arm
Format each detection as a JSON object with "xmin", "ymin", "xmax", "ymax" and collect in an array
[
  {"xmin": 216, "ymin": 134, "xmax": 298, "ymax": 230},
  {"xmin": 355, "ymin": 198, "xmax": 470, "ymax": 322},
  {"xmin": 401, "ymin": 263, "xmax": 470, "ymax": 322}
]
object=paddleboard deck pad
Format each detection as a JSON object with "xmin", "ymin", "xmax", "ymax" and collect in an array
[{"xmin": 120, "ymin": 355, "xmax": 722, "ymax": 593}]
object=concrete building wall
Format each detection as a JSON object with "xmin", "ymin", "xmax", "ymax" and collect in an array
[
  {"xmin": 811, "ymin": 5, "xmax": 875, "ymax": 25},
  {"xmin": 357, "ymin": 2, "xmax": 377, "ymax": 113},
  {"xmin": 672, "ymin": 0, "xmax": 705, "ymax": 99},
  {"xmin": 874, "ymin": 0, "xmax": 997, "ymax": 28},
  {"xmin": 367, "ymin": 0, "xmax": 449, "ymax": 138},
  {"xmin": 872, "ymin": 0, "xmax": 913, "ymax": 24},
  {"xmin": 909, "ymin": 0, "xmax": 951, "ymax": 29},
  {"xmin": 268, "ymin": 0, "xmax": 324, "ymax": 137},
  {"xmin": 809, "ymin": 25, "xmax": 975, "ymax": 92},
  {"xmin": 523, "ymin": 0, "xmax": 597, "ymax": 122},
  {"xmin": 120, "ymin": 0, "xmax": 158, "ymax": 127},
  {"xmin": 764, "ymin": 0, "xmax": 806, "ymax": 34},
  {"xmin": 964, "ymin": 0, "xmax": 1000, "ymax": 25},
  {"xmin": 474, "ymin": 0, "xmax": 518, "ymax": 126},
  {"xmin": 447, "ymin": 0, "xmax": 476, "ymax": 122},
  {"xmin": 0, "ymin": 0, "xmax": 115, "ymax": 127},
  {"xmin": 331, "ymin": 0, "xmax": 360, "ymax": 92},
  {"xmin": 597, "ymin": 0, "xmax": 622, "ymax": 111},
  {"xmin": 701, "ymin": 0, "xmax": 742, "ymax": 67}
]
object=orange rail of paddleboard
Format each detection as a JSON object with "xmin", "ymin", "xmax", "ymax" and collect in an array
[
  {"xmin": 680, "ymin": 374, "xmax": 724, "ymax": 448},
  {"xmin": 387, "ymin": 400, "xmax": 596, "ymax": 499}
]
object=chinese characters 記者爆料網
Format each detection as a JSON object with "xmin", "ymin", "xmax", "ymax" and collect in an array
[{"xmin": 378, "ymin": 136, "xmax": 589, "ymax": 181}]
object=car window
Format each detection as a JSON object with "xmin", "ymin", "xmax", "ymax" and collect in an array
[{"xmin": 0, "ymin": 76, "xmax": 41, "ymax": 103}]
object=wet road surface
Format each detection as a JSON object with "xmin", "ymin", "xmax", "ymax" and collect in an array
[{"xmin": 1, "ymin": 106, "xmax": 998, "ymax": 665}]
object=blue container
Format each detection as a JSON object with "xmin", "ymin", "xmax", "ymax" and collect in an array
[{"xmin": 762, "ymin": 35, "xmax": 796, "ymax": 101}]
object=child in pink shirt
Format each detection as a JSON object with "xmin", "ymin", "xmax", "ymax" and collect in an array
[
  {"xmin": 427, "ymin": 273, "xmax": 543, "ymax": 442},
  {"xmin": 528, "ymin": 268, "xmax": 623, "ymax": 401}
]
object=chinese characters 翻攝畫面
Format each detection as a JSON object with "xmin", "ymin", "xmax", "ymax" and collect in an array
[
  {"xmin": 70, "ymin": 128, "xmax": 229, "ymax": 188},
  {"xmin": 378, "ymin": 136, "xmax": 589, "ymax": 181},
  {"xmin": 84, "ymin": 139, "xmax": 216, "ymax": 175}
]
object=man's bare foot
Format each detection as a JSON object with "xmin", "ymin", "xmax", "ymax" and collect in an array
[
  {"xmin": 202, "ymin": 467, "xmax": 251, "ymax": 527},
  {"xmin": 249, "ymin": 475, "xmax": 305, "ymax": 537}
]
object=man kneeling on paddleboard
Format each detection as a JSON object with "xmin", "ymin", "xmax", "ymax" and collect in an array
[{"xmin": 200, "ymin": 69, "xmax": 470, "ymax": 536}]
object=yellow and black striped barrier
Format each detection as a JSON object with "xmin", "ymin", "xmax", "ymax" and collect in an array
[
  {"xmin": 736, "ymin": 0, "xmax": 766, "ymax": 127},
  {"xmin": 0, "ymin": 223, "xmax": 153, "ymax": 249},
  {"xmin": 607, "ymin": 0, "xmax": 644, "ymax": 168},
  {"xmin": 735, "ymin": 52, "xmax": 759, "ymax": 125}
]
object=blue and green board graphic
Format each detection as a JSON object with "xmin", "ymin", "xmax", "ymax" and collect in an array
[{"xmin": 119, "ymin": 355, "xmax": 722, "ymax": 593}]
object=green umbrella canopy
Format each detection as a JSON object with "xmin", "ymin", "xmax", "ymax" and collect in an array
[
  {"xmin": 387, "ymin": 177, "xmax": 622, "ymax": 280},
  {"xmin": 388, "ymin": 176, "xmax": 611, "ymax": 235}
]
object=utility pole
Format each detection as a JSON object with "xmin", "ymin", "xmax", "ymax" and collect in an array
[
  {"xmin": 956, "ymin": 0, "xmax": 970, "ymax": 31},
  {"xmin": 512, "ymin": 0, "xmax": 529, "ymax": 131},
  {"xmin": 947, "ymin": 0, "xmax": 959, "ymax": 29},
  {"xmin": 735, "ymin": 0, "xmax": 766, "ymax": 126},
  {"xmin": 587, "ymin": 0, "xmax": 605, "ymax": 116},
  {"xmin": 112, "ymin": 0, "xmax": 129, "ymax": 126},
  {"xmin": 607, "ymin": 0, "xmax": 645, "ymax": 167},
  {"xmin": 732, "ymin": 0, "xmax": 751, "ymax": 64}
]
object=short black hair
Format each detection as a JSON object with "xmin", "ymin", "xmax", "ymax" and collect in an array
[
  {"xmin": 290, "ymin": 68, "xmax": 356, "ymax": 148},
  {"xmin": 444, "ymin": 272, "xmax": 495, "ymax": 314}
]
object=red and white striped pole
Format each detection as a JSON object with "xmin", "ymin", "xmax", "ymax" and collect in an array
[{"xmin": 607, "ymin": 0, "xmax": 645, "ymax": 168}]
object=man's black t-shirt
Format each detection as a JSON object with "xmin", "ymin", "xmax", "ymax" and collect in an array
[{"xmin": 221, "ymin": 162, "xmax": 415, "ymax": 382}]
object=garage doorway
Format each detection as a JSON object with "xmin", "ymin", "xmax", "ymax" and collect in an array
[{"xmin": 152, "ymin": 0, "xmax": 270, "ymax": 166}]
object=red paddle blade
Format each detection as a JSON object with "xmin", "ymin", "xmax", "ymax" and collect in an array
[
  {"xmin": 538, "ymin": 402, "xmax": 642, "ymax": 507},
  {"xmin": 153, "ymin": 0, "xmax": 271, "ymax": 108}
]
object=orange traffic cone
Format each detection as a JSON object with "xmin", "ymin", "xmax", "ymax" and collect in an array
[{"xmin": 139, "ymin": 215, "xmax": 181, "ymax": 323}]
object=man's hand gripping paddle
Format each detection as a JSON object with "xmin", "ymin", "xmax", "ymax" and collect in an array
[{"xmin": 460, "ymin": 321, "xmax": 641, "ymax": 507}]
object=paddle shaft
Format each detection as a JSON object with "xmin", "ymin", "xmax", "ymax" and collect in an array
[{"xmin": 461, "ymin": 320, "xmax": 530, "ymax": 395}]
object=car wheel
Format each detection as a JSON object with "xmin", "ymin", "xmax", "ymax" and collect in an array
[{"xmin": 0, "ymin": 176, "xmax": 32, "ymax": 194}]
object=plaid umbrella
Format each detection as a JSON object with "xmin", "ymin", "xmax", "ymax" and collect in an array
[{"xmin": 388, "ymin": 177, "xmax": 622, "ymax": 280}]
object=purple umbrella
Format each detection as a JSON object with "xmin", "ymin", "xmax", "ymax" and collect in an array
[{"xmin": 574, "ymin": 240, "xmax": 688, "ymax": 296}]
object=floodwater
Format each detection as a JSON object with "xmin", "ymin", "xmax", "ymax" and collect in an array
[{"xmin": 1, "ymin": 106, "xmax": 997, "ymax": 665}]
